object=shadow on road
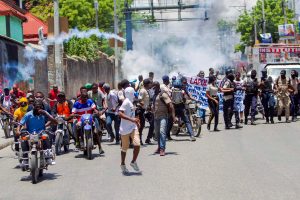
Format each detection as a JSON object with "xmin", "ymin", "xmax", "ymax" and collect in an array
[
  {"xmin": 20, "ymin": 173, "xmax": 61, "ymax": 183},
  {"xmin": 123, "ymin": 171, "xmax": 143, "ymax": 176}
]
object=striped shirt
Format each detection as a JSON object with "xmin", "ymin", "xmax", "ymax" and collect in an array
[{"xmin": 72, "ymin": 99, "xmax": 96, "ymax": 119}]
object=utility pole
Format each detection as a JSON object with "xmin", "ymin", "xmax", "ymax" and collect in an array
[
  {"xmin": 94, "ymin": 0, "xmax": 99, "ymax": 29},
  {"xmin": 114, "ymin": 0, "xmax": 119, "ymax": 87},
  {"xmin": 54, "ymin": 0, "xmax": 63, "ymax": 90},
  {"xmin": 262, "ymin": 0, "xmax": 266, "ymax": 34},
  {"xmin": 283, "ymin": 0, "xmax": 287, "ymax": 25}
]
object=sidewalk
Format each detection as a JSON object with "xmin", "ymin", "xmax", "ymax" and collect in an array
[{"xmin": 0, "ymin": 129, "xmax": 13, "ymax": 150}]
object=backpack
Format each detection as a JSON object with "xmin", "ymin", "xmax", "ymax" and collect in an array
[{"xmin": 171, "ymin": 88, "xmax": 184, "ymax": 105}]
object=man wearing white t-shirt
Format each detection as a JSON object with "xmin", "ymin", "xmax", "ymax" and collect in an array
[{"xmin": 118, "ymin": 87, "xmax": 141, "ymax": 174}]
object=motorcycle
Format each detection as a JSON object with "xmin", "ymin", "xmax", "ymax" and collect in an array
[
  {"xmin": 77, "ymin": 114, "xmax": 101, "ymax": 160},
  {"xmin": 20, "ymin": 130, "xmax": 55, "ymax": 184},
  {"xmin": 172, "ymin": 101, "xmax": 202, "ymax": 137},
  {"xmin": 55, "ymin": 115, "xmax": 71, "ymax": 155},
  {"xmin": 0, "ymin": 112, "xmax": 12, "ymax": 138}
]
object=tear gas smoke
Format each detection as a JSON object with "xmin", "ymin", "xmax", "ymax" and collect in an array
[
  {"xmin": 121, "ymin": 0, "xmax": 257, "ymax": 81},
  {"xmin": 8, "ymin": 29, "xmax": 125, "ymax": 86}
]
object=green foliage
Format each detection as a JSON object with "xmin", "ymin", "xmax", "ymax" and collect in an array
[
  {"xmin": 28, "ymin": 0, "xmax": 134, "ymax": 59},
  {"xmin": 64, "ymin": 37, "xmax": 100, "ymax": 60},
  {"xmin": 217, "ymin": 19, "xmax": 235, "ymax": 31},
  {"xmin": 236, "ymin": 0, "xmax": 295, "ymax": 53}
]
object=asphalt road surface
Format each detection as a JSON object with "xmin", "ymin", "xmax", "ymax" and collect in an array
[{"xmin": 1, "ymin": 120, "xmax": 300, "ymax": 200}]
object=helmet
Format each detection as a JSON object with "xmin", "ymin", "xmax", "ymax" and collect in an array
[{"xmin": 173, "ymin": 79, "xmax": 182, "ymax": 88}]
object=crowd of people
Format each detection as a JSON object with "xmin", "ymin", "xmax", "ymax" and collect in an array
[{"xmin": 0, "ymin": 67, "xmax": 298, "ymax": 175}]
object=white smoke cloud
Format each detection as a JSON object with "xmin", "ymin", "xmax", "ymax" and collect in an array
[
  {"xmin": 121, "ymin": 0, "xmax": 258, "ymax": 80},
  {"xmin": 19, "ymin": 29, "xmax": 124, "ymax": 84}
]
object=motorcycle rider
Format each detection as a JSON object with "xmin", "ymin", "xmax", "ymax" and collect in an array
[
  {"xmin": 72, "ymin": 92, "xmax": 104, "ymax": 154},
  {"xmin": 10, "ymin": 84, "xmax": 25, "ymax": 99},
  {"xmin": 48, "ymin": 85, "xmax": 60, "ymax": 109},
  {"xmin": 1, "ymin": 88, "xmax": 14, "ymax": 113},
  {"xmin": 290, "ymin": 70, "xmax": 299, "ymax": 122},
  {"xmin": 260, "ymin": 69, "xmax": 275, "ymax": 124},
  {"xmin": 17, "ymin": 100, "xmax": 57, "ymax": 166},
  {"xmin": 171, "ymin": 79, "xmax": 196, "ymax": 141},
  {"xmin": 274, "ymin": 70, "xmax": 294, "ymax": 123},
  {"xmin": 13, "ymin": 97, "xmax": 29, "ymax": 152},
  {"xmin": 243, "ymin": 70, "xmax": 259, "ymax": 125}
]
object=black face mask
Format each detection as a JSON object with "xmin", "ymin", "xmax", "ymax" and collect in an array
[
  {"xmin": 292, "ymin": 74, "xmax": 296, "ymax": 78},
  {"xmin": 33, "ymin": 109, "xmax": 39, "ymax": 116},
  {"xmin": 281, "ymin": 75, "xmax": 285, "ymax": 79},
  {"xmin": 251, "ymin": 75, "xmax": 256, "ymax": 79}
]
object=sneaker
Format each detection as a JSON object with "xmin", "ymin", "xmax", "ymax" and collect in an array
[
  {"xmin": 160, "ymin": 149, "xmax": 165, "ymax": 156},
  {"xmin": 213, "ymin": 128, "xmax": 220, "ymax": 132},
  {"xmin": 292, "ymin": 118, "xmax": 296, "ymax": 122},
  {"xmin": 154, "ymin": 148, "xmax": 160, "ymax": 154},
  {"xmin": 235, "ymin": 124, "xmax": 243, "ymax": 129},
  {"xmin": 109, "ymin": 137, "xmax": 115, "ymax": 143},
  {"xmin": 225, "ymin": 126, "xmax": 231, "ymax": 130},
  {"xmin": 270, "ymin": 119, "xmax": 274, "ymax": 124},
  {"xmin": 120, "ymin": 165, "xmax": 129, "ymax": 174},
  {"xmin": 99, "ymin": 149, "xmax": 105, "ymax": 155},
  {"xmin": 145, "ymin": 139, "xmax": 152, "ymax": 144},
  {"xmin": 190, "ymin": 136, "xmax": 196, "ymax": 141},
  {"xmin": 278, "ymin": 115, "xmax": 281, "ymax": 121},
  {"xmin": 130, "ymin": 162, "xmax": 140, "ymax": 172},
  {"xmin": 286, "ymin": 119, "xmax": 291, "ymax": 123},
  {"xmin": 167, "ymin": 137, "xmax": 173, "ymax": 141}
]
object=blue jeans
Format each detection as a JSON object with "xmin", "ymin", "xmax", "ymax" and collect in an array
[
  {"xmin": 154, "ymin": 117, "xmax": 168, "ymax": 150},
  {"xmin": 175, "ymin": 105, "xmax": 194, "ymax": 137},
  {"xmin": 105, "ymin": 113, "xmax": 120, "ymax": 142}
]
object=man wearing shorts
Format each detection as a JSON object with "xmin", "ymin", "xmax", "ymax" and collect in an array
[{"xmin": 118, "ymin": 87, "xmax": 141, "ymax": 174}]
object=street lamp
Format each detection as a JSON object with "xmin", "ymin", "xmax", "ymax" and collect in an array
[{"xmin": 94, "ymin": 0, "xmax": 99, "ymax": 29}]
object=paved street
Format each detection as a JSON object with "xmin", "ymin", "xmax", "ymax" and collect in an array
[{"xmin": 1, "ymin": 120, "xmax": 300, "ymax": 200}]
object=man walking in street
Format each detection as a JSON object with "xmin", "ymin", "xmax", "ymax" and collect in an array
[
  {"xmin": 274, "ymin": 70, "xmax": 294, "ymax": 123},
  {"xmin": 153, "ymin": 81, "xmax": 177, "ymax": 156},
  {"xmin": 244, "ymin": 70, "xmax": 259, "ymax": 125},
  {"xmin": 260, "ymin": 69, "xmax": 275, "ymax": 124},
  {"xmin": 104, "ymin": 84, "xmax": 121, "ymax": 144},
  {"xmin": 118, "ymin": 87, "xmax": 141, "ymax": 174},
  {"xmin": 290, "ymin": 70, "xmax": 299, "ymax": 122},
  {"xmin": 222, "ymin": 73, "xmax": 242, "ymax": 129},
  {"xmin": 137, "ymin": 78, "xmax": 151, "ymax": 144}
]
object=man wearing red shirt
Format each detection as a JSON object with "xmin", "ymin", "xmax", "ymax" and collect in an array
[
  {"xmin": 48, "ymin": 85, "xmax": 60, "ymax": 109},
  {"xmin": 10, "ymin": 84, "xmax": 25, "ymax": 99}
]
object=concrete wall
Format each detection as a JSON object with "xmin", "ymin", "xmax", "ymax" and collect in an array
[{"xmin": 64, "ymin": 53, "xmax": 115, "ymax": 98}]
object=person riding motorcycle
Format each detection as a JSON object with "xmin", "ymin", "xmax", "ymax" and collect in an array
[
  {"xmin": 72, "ymin": 92, "xmax": 104, "ymax": 154},
  {"xmin": 170, "ymin": 79, "xmax": 196, "ymax": 141},
  {"xmin": 13, "ymin": 97, "xmax": 29, "ymax": 153},
  {"xmin": 1, "ymin": 88, "xmax": 15, "ymax": 113},
  {"xmin": 16, "ymin": 100, "xmax": 57, "ymax": 166}
]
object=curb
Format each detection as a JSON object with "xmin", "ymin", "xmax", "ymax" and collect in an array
[{"xmin": 0, "ymin": 139, "xmax": 13, "ymax": 151}]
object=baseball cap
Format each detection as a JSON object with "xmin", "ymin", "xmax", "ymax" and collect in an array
[{"xmin": 162, "ymin": 75, "xmax": 169, "ymax": 81}]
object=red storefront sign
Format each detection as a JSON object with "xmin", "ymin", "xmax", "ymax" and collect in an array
[{"xmin": 259, "ymin": 47, "xmax": 300, "ymax": 53}]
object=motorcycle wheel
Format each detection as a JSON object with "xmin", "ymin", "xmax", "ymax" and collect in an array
[
  {"xmin": 3, "ymin": 120, "xmax": 10, "ymax": 138},
  {"xmin": 194, "ymin": 118, "xmax": 202, "ymax": 137},
  {"xmin": 55, "ymin": 133, "xmax": 63, "ymax": 155},
  {"xmin": 63, "ymin": 131, "xmax": 70, "ymax": 153},
  {"xmin": 30, "ymin": 153, "xmax": 39, "ymax": 184},
  {"xmin": 87, "ymin": 136, "xmax": 93, "ymax": 160}
]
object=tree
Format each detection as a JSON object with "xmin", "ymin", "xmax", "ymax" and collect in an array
[
  {"xmin": 26, "ymin": 0, "xmax": 133, "ymax": 60},
  {"xmin": 236, "ymin": 0, "xmax": 295, "ymax": 53}
]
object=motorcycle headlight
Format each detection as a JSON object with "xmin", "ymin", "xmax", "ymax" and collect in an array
[
  {"xmin": 57, "ymin": 117, "xmax": 64, "ymax": 124},
  {"xmin": 30, "ymin": 134, "xmax": 39, "ymax": 142}
]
